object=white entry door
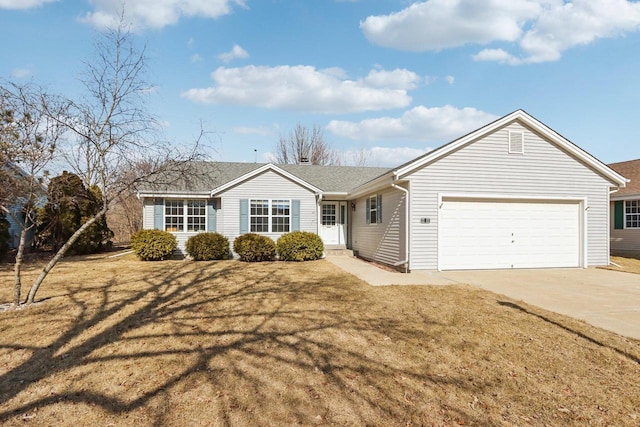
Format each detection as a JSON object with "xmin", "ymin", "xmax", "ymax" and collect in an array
[{"xmin": 319, "ymin": 202, "xmax": 347, "ymax": 246}]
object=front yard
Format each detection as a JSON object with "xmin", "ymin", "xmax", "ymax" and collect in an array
[{"xmin": 0, "ymin": 255, "xmax": 639, "ymax": 426}]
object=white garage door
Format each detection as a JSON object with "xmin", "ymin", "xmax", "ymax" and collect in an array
[{"xmin": 439, "ymin": 198, "xmax": 581, "ymax": 270}]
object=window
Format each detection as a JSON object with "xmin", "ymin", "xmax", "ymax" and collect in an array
[
  {"xmin": 165, "ymin": 200, "xmax": 184, "ymax": 232},
  {"xmin": 366, "ymin": 194, "xmax": 381, "ymax": 224},
  {"xmin": 187, "ymin": 200, "xmax": 207, "ymax": 232},
  {"xmin": 165, "ymin": 200, "xmax": 207, "ymax": 232},
  {"xmin": 250, "ymin": 199, "xmax": 269, "ymax": 232},
  {"xmin": 249, "ymin": 199, "xmax": 290, "ymax": 233},
  {"xmin": 271, "ymin": 200, "xmax": 291, "ymax": 232},
  {"xmin": 322, "ymin": 204, "xmax": 336, "ymax": 226},
  {"xmin": 626, "ymin": 200, "xmax": 640, "ymax": 228}
]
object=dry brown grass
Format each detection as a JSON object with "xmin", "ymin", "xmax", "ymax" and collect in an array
[
  {"xmin": 606, "ymin": 256, "xmax": 640, "ymax": 274},
  {"xmin": 0, "ymin": 254, "xmax": 639, "ymax": 426}
]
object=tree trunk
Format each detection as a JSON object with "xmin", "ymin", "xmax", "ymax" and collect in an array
[
  {"xmin": 13, "ymin": 228, "xmax": 28, "ymax": 305},
  {"xmin": 25, "ymin": 206, "xmax": 109, "ymax": 304}
]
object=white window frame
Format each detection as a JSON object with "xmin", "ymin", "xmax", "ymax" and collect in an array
[
  {"xmin": 625, "ymin": 200, "xmax": 640, "ymax": 229},
  {"xmin": 164, "ymin": 199, "xmax": 207, "ymax": 232},
  {"xmin": 250, "ymin": 199, "xmax": 291, "ymax": 233},
  {"xmin": 368, "ymin": 195, "xmax": 378, "ymax": 225}
]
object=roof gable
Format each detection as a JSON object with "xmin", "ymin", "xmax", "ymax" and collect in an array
[
  {"xmin": 211, "ymin": 163, "xmax": 322, "ymax": 195},
  {"xmin": 392, "ymin": 110, "xmax": 627, "ymax": 187}
]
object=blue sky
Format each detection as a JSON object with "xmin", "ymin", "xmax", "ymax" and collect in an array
[{"xmin": 1, "ymin": 0, "xmax": 639, "ymax": 167}]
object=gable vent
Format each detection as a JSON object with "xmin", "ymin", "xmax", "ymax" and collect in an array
[{"xmin": 509, "ymin": 131, "xmax": 525, "ymax": 154}]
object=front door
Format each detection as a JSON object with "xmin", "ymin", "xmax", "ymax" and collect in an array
[{"xmin": 319, "ymin": 202, "xmax": 347, "ymax": 246}]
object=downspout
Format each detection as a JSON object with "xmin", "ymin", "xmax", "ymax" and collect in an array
[{"xmin": 391, "ymin": 179, "xmax": 409, "ymax": 273}]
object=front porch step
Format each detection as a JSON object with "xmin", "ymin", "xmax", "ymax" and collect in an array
[{"xmin": 324, "ymin": 248, "xmax": 354, "ymax": 257}]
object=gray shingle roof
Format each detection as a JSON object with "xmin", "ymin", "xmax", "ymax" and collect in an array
[{"xmin": 139, "ymin": 161, "xmax": 391, "ymax": 194}]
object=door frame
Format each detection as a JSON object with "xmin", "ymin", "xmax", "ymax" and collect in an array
[{"xmin": 318, "ymin": 200, "xmax": 349, "ymax": 246}]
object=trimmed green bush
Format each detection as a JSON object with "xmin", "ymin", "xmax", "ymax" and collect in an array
[
  {"xmin": 277, "ymin": 231, "xmax": 324, "ymax": 261},
  {"xmin": 131, "ymin": 229, "xmax": 177, "ymax": 261},
  {"xmin": 0, "ymin": 212, "xmax": 10, "ymax": 260},
  {"xmin": 233, "ymin": 233, "xmax": 276, "ymax": 262},
  {"xmin": 186, "ymin": 232, "xmax": 229, "ymax": 261}
]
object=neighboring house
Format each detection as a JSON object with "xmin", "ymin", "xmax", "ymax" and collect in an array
[
  {"xmin": 138, "ymin": 110, "xmax": 627, "ymax": 271},
  {"xmin": 608, "ymin": 159, "xmax": 640, "ymax": 257},
  {"xmin": 1, "ymin": 163, "xmax": 46, "ymax": 249}
]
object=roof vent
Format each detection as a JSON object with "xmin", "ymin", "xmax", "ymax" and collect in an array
[
  {"xmin": 509, "ymin": 131, "xmax": 524, "ymax": 154},
  {"xmin": 299, "ymin": 157, "xmax": 311, "ymax": 165}
]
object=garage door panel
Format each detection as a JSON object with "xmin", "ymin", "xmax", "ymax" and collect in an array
[{"xmin": 439, "ymin": 199, "xmax": 580, "ymax": 270}]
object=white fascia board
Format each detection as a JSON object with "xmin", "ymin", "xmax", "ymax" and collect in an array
[
  {"xmin": 210, "ymin": 163, "xmax": 321, "ymax": 196},
  {"xmin": 321, "ymin": 192, "xmax": 349, "ymax": 200},
  {"xmin": 395, "ymin": 110, "xmax": 628, "ymax": 187},
  {"xmin": 137, "ymin": 192, "xmax": 211, "ymax": 199},
  {"xmin": 347, "ymin": 174, "xmax": 394, "ymax": 199},
  {"xmin": 610, "ymin": 193, "xmax": 640, "ymax": 201},
  {"xmin": 438, "ymin": 192, "xmax": 587, "ymax": 203}
]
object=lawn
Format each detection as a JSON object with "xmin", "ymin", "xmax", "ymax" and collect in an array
[
  {"xmin": 607, "ymin": 256, "xmax": 640, "ymax": 274},
  {"xmin": 0, "ymin": 255, "xmax": 639, "ymax": 426}
]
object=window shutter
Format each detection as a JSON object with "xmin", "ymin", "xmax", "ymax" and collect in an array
[
  {"xmin": 207, "ymin": 199, "xmax": 217, "ymax": 232},
  {"xmin": 377, "ymin": 194, "xmax": 382, "ymax": 223},
  {"xmin": 614, "ymin": 200, "xmax": 624, "ymax": 229},
  {"xmin": 365, "ymin": 197, "xmax": 371, "ymax": 224},
  {"xmin": 239, "ymin": 199, "xmax": 248, "ymax": 234},
  {"xmin": 292, "ymin": 200, "xmax": 300, "ymax": 231},
  {"xmin": 154, "ymin": 199, "xmax": 163, "ymax": 230}
]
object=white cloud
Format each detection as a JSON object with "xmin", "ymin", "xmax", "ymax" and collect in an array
[
  {"xmin": 11, "ymin": 68, "xmax": 33, "ymax": 79},
  {"xmin": 340, "ymin": 146, "xmax": 430, "ymax": 167},
  {"xmin": 181, "ymin": 65, "xmax": 415, "ymax": 113},
  {"xmin": 362, "ymin": 0, "xmax": 640, "ymax": 64},
  {"xmin": 218, "ymin": 44, "xmax": 249, "ymax": 63},
  {"xmin": 81, "ymin": 0, "xmax": 246, "ymax": 30},
  {"xmin": 233, "ymin": 125, "xmax": 273, "ymax": 136},
  {"xmin": 445, "ymin": 75, "xmax": 455, "ymax": 85},
  {"xmin": 0, "ymin": 0, "xmax": 56, "ymax": 9},
  {"xmin": 361, "ymin": 0, "xmax": 540, "ymax": 51},
  {"xmin": 190, "ymin": 53, "xmax": 203, "ymax": 63},
  {"xmin": 363, "ymin": 68, "xmax": 421, "ymax": 89},
  {"xmin": 326, "ymin": 105, "xmax": 497, "ymax": 142}
]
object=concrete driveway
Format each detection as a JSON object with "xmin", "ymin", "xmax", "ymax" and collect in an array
[
  {"xmin": 437, "ymin": 268, "xmax": 640, "ymax": 340},
  {"xmin": 326, "ymin": 256, "xmax": 640, "ymax": 339}
]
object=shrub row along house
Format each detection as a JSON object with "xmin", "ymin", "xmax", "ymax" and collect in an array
[{"xmin": 138, "ymin": 110, "xmax": 629, "ymax": 271}]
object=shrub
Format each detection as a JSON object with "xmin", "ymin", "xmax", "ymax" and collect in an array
[
  {"xmin": 277, "ymin": 231, "xmax": 324, "ymax": 261},
  {"xmin": 131, "ymin": 229, "xmax": 177, "ymax": 261},
  {"xmin": 233, "ymin": 233, "xmax": 276, "ymax": 262},
  {"xmin": 186, "ymin": 232, "xmax": 229, "ymax": 261}
]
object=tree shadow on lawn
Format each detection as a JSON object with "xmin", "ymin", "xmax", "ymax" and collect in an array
[
  {"xmin": 0, "ymin": 260, "xmax": 488, "ymax": 426},
  {"xmin": 498, "ymin": 301, "xmax": 640, "ymax": 365}
]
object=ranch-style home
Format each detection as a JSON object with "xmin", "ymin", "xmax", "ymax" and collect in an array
[
  {"xmin": 609, "ymin": 158, "xmax": 640, "ymax": 257},
  {"xmin": 138, "ymin": 110, "xmax": 628, "ymax": 271}
]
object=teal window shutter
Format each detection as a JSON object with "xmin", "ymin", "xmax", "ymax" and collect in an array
[
  {"xmin": 614, "ymin": 200, "xmax": 624, "ymax": 229},
  {"xmin": 154, "ymin": 199, "xmax": 163, "ymax": 230},
  {"xmin": 239, "ymin": 199, "xmax": 248, "ymax": 234},
  {"xmin": 377, "ymin": 194, "xmax": 382, "ymax": 223},
  {"xmin": 365, "ymin": 197, "xmax": 371, "ymax": 224},
  {"xmin": 207, "ymin": 199, "xmax": 217, "ymax": 232},
  {"xmin": 292, "ymin": 200, "xmax": 300, "ymax": 231}
]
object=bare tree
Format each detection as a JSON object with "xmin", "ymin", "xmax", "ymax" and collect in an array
[
  {"xmin": 276, "ymin": 123, "xmax": 340, "ymax": 165},
  {"xmin": 24, "ymin": 17, "xmax": 204, "ymax": 304},
  {"xmin": 0, "ymin": 83, "xmax": 66, "ymax": 305}
]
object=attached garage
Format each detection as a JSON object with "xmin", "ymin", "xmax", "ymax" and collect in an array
[{"xmin": 438, "ymin": 197, "xmax": 583, "ymax": 270}]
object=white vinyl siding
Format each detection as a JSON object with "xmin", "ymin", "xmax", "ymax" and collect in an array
[
  {"xmin": 220, "ymin": 169, "xmax": 317, "ymax": 245},
  {"xmin": 405, "ymin": 122, "xmax": 612, "ymax": 270},
  {"xmin": 351, "ymin": 186, "xmax": 407, "ymax": 266}
]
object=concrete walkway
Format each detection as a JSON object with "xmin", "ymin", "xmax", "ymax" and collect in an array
[{"xmin": 325, "ymin": 255, "xmax": 640, "ymax": 340}]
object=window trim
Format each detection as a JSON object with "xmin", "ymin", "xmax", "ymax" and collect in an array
[
  {"xmin": 164, "ymin": 199, "xmax": 207, "ymax": 233},
  {"xmin": 249, "ymin": 198, "xmax": 291, "ymax": 233},
  {"xmin": 625, "ymin": 199, "xmax": 640, "ymax": 229}
]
